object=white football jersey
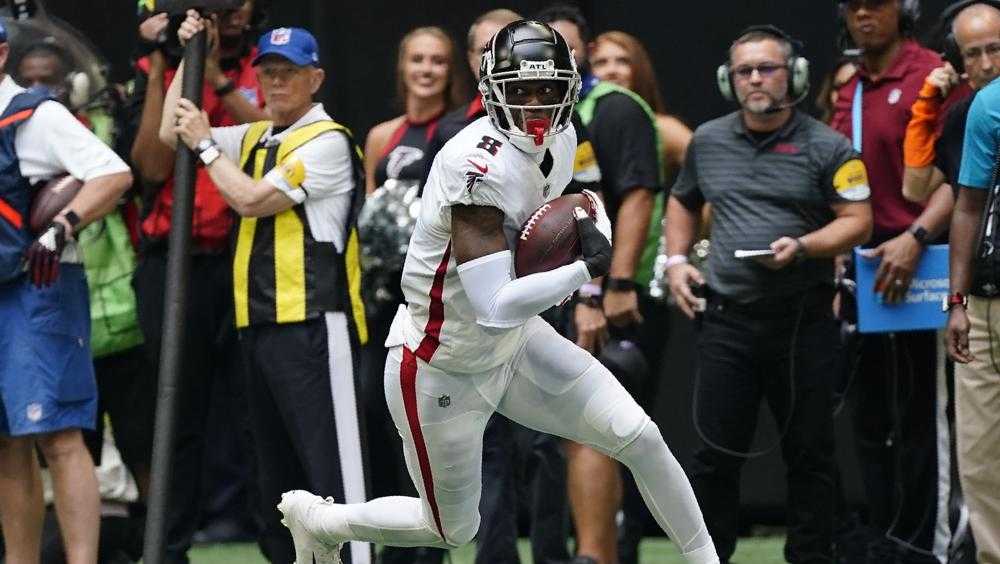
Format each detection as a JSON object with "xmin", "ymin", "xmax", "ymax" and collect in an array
[{"xmin": 385, "ymin": 116, "xmax": 577, "ymax": 373}]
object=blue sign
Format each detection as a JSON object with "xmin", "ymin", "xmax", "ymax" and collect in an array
[{"xmin": 854, "ymin": 244, "xmax": 949, "ymax": 333}]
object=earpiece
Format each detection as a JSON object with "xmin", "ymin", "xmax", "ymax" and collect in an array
[
  {"xmin": 937, "ymin": 0, "xmax": 1000, "ymax": 73},
  {"xmin": 67, "ymin": 71, "xmax": 91, "ymax": 110},
  {"xmin": 716, "ymin": 25, "xmax": 810, "ymax": 103}
]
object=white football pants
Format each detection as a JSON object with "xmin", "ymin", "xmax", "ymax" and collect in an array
[{"xmin": 327, "ymin": 317, "xmax": 718, "ymax": 562}]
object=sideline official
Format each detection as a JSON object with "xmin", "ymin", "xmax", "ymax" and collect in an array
[
  {"xmin": 665, "ymin": 26, "xmax": 872, "ymax": 562},
  {"xmin": 159, "ymin": 13, "xmax": 370, "ymax": 564}
]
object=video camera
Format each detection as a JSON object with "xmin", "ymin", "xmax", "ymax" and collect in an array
[
  {"xmin": 138, "ymin": 0, "xmax": 247, "ymax": 62},
  {"xmin": 140, "ymin": 0, "xmax": 244, "ymax": 15}
]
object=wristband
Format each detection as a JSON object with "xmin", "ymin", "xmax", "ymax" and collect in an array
[
  {"xmin": 664, "ymin": 254, "xmax": 688, "ymax": 269},
  {"xmin": 214, "ymin": 79, "xmax": 237, "ymax": 97},
  {"xmin": 943, "ymin": 292, "xmax": 968, "ymax": 312},
  {"xmin": 605, "ymin": 277, "xmax": 638, "ymax": 292},
  {"xmin": 579, "ymin": 282, "xmax": 602, "ymax": 298}
]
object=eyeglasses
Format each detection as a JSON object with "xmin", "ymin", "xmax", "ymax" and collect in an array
[
  {"xmin": 732, "ymin": 63, "xmax": 787, "ymax": 80},
  {"xmin": 963, "ymin": 43, "xmax": 1000, "ymax": 63},
  {"xmin": 841, "ymin": 0, "xmax": 893, "ymax": 11}
]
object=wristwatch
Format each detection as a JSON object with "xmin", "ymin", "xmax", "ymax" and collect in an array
[
  {"xmin": 794, "ymin": 237, "xmax": 808, "ymax": 264},
  {"xmin": 908, "ymin": 224, "xmax": 930, "ymax": 246},
  {"xmin": 196, "ymin": 138, "xmax": 221, "ymax": 167},
  {"xmin": 214, "ymin": 79, "xmax": 237, "ymax": 97},
  {"xmin": 605, "ymin": 277, "xmax": 638, "ymax": 292},
  {"xmin": 942, "ymin": 292, "xmax": 968, "ymax": 312}
]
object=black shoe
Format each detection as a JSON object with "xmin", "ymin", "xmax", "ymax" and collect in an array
[
  {"xmin": 865, "ymin": 538, "xmax": 899, "ymax": 564},
  {"xmin": 192, "ymin": 518, "xmax": 255, "ymax": 544},
  {"xmin": 834, "ymin": 520, "xmax": 877, "ymax": 564},
  {"xmin": 896, "ymin": 547, "xmax": 940, "ymax": 564}
]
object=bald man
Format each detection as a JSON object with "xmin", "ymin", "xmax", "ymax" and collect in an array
[
  {"xmin": 903, "ymin": 2, "xmax": 1000, "ymax": 201},
  {"xmin": 940, "ymin": 4, "xmax": 1000, "ymax": 563}
]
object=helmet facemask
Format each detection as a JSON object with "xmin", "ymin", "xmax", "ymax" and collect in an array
[{"xmin": 480, "ymin": 55, "xmax": 581, "ymax": 154}]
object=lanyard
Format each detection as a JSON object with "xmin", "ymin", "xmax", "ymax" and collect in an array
[{"xmin": 851, "ymin": 80, "xmax": 863, "ymax": 153}]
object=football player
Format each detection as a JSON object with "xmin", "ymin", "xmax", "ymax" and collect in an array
[{"xmin": 278, "ymin": 20, "xmax": 719, "ymax": 564}]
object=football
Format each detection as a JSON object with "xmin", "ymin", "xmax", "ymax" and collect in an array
[
  {"xmin": 30, "ymin": 175, "xmax": 82, "ymax": 233},
  {"xmin": 515, "ymin": 193, "xmax": 594, "ymax": 277}
]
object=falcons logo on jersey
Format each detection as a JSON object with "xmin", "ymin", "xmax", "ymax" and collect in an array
[
  {"xmin": 465, "ymin": 158, "xmax": 487, "ymax": 192},
  {"xmin": 465, "ymin": 170, "xmax": 484, "ymax": 192}
]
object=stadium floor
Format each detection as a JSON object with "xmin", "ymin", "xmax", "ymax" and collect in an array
[{"xmin": 188, "ymin": 536, "xmax": 787, "ymax": 563}]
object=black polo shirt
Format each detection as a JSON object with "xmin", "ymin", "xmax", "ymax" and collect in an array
[
  {"xmin": 584, "ymin": 91, "xmax": 661, "ymax": 222},
  {"xmin": 672, "ymin": 110, "xmax": 869, "ymax": 303},
  {"xmin": 935, "ymin": 94, "xmax": 974, "ymax": 191}
]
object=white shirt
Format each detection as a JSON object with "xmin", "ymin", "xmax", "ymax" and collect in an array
[
  {"xmin": 0, "ymin": 75, "xmax": 130, "ymax": 263},
  {"xmin": 212, "ymin": 103, "xmax": 355, "ymax": 252},
  {"xmin": 387, "ymin": 116, "xmax": 576, "ymax": 373},
  {"xmin": 0, "ymin": 76, "xmax": 129, "ymax": 184}
]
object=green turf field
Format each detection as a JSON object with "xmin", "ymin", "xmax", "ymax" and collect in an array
[{"xmin": 188, "ymin": 536, "xmax": 786, "ymax": 563}]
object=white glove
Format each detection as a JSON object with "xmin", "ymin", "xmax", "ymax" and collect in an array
[{"xmin": 582, "ymin": 189, "xmax": 612, "ymax": 245}]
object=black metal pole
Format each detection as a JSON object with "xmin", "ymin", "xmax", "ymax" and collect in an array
[{"xmin": 142, "ymin": 24, "xmax": 206, "ymax": 564}]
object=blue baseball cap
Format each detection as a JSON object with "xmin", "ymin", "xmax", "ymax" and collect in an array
[{"xmin": 253, "ymin": 27, "xmax": 319, "ymax": 67}]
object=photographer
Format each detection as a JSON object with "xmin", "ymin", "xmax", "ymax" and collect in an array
[
  {"xmin": 127, "ymin": 2, "xmax": 267, "ymax": 561},
  {"xmin": 665, "ymin": 26, "xmax": 872, "ymax": 562}
]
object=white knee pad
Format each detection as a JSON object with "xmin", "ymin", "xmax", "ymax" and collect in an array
[
  {"xmin": 617, "ymin": 420, "xmax": 662, "ymax": 465},
  {"xmin": 579, "ymin": 361, "xmax": 651, "ymax": 454}
]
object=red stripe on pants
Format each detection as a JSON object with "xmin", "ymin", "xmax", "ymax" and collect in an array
[
  {"xmin": 415, "ymin": 242, "xmax": 451, "ymax": 363},
  {"xmin": 400, "ymin": 347, "xmax": 447, "ymax": 542}
]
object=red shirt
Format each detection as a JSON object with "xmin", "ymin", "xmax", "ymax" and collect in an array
[
  {"xmin": 830, "ymin": 40, "xmax": 943, "ymax": 241},
  {"xmin": 138, "ymin": 48, "xmax": 264, "ymax": 251}
]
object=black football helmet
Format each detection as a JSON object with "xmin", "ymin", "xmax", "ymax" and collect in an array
[{"xmin": 478, "ymin": 20, "xmax": 581, "ymax": 153}]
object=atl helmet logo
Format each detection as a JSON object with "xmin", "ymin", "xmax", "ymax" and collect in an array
[
  {"xmin": 270, "ymin": 28, "xmax": 292, "ymax": 45},
  {"xmin": 520, "ymin": 59, "xmax": 556, "ymax": 79}
]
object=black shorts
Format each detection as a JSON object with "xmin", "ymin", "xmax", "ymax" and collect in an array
[{"xmin": 83, "ymin": 345, "xmax": 156, "ymax": 471}]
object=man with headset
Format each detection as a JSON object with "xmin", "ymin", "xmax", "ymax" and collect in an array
[
  {"xmin": 666, "ymin": 26, "xmax": 872, "ymax": 562},
  {"xmin": 830, "ymin": 2, "xmax": 963, "ymax": 561}
]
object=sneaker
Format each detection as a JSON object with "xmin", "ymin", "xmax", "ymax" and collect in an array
[{"xmin": 278, "ymin": 490, "xmax": 344, "ymax": 564}]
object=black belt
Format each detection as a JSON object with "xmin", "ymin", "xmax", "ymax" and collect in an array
[{"xmin": 705, "ymin": 285, "xmax": 834, "ymax": 317}]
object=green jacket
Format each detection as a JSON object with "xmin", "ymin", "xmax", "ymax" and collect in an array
[
  {"xmin": 576, "ymin": 81, "xmax": 664, "ymax": 290},
  {"xmin": 78, "ymin": 108, "xmax": 143, "ymax": 358}
]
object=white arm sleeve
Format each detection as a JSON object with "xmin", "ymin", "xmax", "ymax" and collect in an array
[{"xmin": 457, "ymin": 250, "xmax": 592, "ymax": 329}]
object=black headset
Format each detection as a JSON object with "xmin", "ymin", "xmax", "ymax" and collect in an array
[
  {"xmin": 836, "ymin": 0, "xmax": 922, "ymax": 55},
  {"xmin": 717, "ymin": 24, "xmax": 810, "ymax": 103},
  {"xmin": 937, "ymin": 0, "xmax": 1000, "ymax": 72}
]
